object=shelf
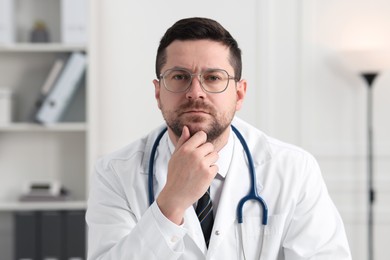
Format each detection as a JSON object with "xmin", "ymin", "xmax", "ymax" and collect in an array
[
  {"xmin": 0, "ymin": 200, "xmax": 87, "ymax": 211},
  {"xmin": 0, "ymin": 122, "xmax": 87, "ymax": 132},
  {"xmin": 0, "ymin": 0, "xmax": 89, "ymax": 257},
  {"xmin": 0, "ymin": 43, "xmax": 87, "ymax": 53}
]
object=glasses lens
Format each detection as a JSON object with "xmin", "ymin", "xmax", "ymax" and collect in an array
[
  {"xmin": 202, "ymin": 69, "xmax": 229, "ymax": 93},
  {"xmin": 163, "ymin": 69, "xmax": 191, "ymax": 92}
]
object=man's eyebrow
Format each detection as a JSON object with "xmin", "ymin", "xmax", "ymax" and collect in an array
[
  {"xmin": 170, "ymin": 66, "xmax": 190, "ymax": 71},
  {"xmin": 167, "ymin": 66, "xmax": 225, "ymax": 72}
]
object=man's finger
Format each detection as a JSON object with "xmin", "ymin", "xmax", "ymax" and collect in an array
[{"xmin": 175, "ymin": 125, "xmax": 191, "ymax": 150}]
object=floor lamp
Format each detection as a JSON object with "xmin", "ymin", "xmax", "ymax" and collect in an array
[
  {"xmin": 340, "ymin": 49, "xmax": 389, "ymax": 260},
  {"xmin": 360, "ymin": 72, "xmax": 378, "ymax": 260}
]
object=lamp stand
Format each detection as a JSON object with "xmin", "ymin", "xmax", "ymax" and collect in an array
[{"xmin": 361, "ymin": 72, "xmax": 378, "ymax": 260}]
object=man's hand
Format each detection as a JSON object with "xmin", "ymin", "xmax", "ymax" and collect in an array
[{"xmin": 156, "ymin": 126, "xmax": 219, "ymax": 225}]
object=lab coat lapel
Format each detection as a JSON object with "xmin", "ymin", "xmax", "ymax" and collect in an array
[
  {"xmin": 207, "ymin": 130, "xmax": 268, "ymax": 258},
  {"xmin": 208, "ymin": 137, "xmax": 252, "ymax": 255}
]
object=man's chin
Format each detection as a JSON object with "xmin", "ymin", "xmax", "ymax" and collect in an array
[
  {"xmin": 182, "ymin": 121, "xmax": 210, "ymax": 136},
  {"xmin": 178, "ymin": 114, "xmax": 208, "ymax": 130}
]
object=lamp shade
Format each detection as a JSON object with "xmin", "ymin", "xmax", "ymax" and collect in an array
[{"xmin": 339, "ymin": 49, "xmax": 390, "ymax": 74}]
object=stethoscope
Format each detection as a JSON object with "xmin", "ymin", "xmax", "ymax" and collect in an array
[{"xmin": 148, "ymin": 125, "xmax": 268, "ymax": 258}]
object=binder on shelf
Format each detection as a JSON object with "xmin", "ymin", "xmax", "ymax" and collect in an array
[
  {"xmin": 14, "ymin": 211, "xmax": 39, "ymax": 260},
  {"xmin": 0, "ymin": 0, "xmax": 15, "ymax": 44},
  {"xmin": 29, "ymin": 58, "xmax": 65, "ymax": 121},
  {"xmin": 35, "ymin": 52, "xmax": 87, "ymax": 124},
  {"xmin": 61, "ymin": 0, "xmax": 88, "ymax": 44},
  {"xmin": 64, "ymin": 210, "xmax": 86, "ymax": 260},
  {"xmin": 41, "ymin": 211, "xmax": 64, "ymax": 260},
  {"xmin": 40, "ymin": 59, "xmax": 66, "ymax": 101}
]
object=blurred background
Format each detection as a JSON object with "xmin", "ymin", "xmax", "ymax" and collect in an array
[{"xmin": 1, "ymin": 0, "xmax": 389, "ymax": 259}]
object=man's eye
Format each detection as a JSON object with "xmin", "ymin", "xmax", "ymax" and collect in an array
[
  {"xmin": 204, "ymin": 75, "xmax": 222, "ymax": 82},
  {"xmin": 173, "ymin": 74, "xmax": 187, "ymax": 80}
]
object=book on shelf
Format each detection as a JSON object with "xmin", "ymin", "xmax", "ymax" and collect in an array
[
  {"xmin": 61, "ymin": 0, "xmax": 88, "ymax": 44},
  {"xmin": 19, "ymin": 193, "xmax": 70, "ymax": 202},
  {"xmin": 19, "ymin": 180, "xmax": 70, "ymax": 202},
  {"xmin": 35, "ymin": 52, "xmax": 87, "ymax": 124},
  {"xmin": 0, "ymin": 0, "xmax": 15, "ymax": 44}
]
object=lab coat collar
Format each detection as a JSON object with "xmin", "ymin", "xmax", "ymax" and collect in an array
[
  {"xmin": 215, "ymin": 129, "xmax": 234, "ymax": 179},
  {"xmin": 231, "ymin": 117, "xmax": 272, "ymax": 167}
]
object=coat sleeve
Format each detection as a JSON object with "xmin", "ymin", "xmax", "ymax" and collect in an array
[
  {"xmin": 282, "ymin": 153, "xmax": 352, "ymax": 259},
  {"xmin": 86, "ymin": 159, "xmax": 187, "ymax": 260}
]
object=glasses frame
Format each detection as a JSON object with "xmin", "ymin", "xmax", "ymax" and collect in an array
[{"xmin": 159, "ymin": 68, "xmax": 237, "ymax": 94}]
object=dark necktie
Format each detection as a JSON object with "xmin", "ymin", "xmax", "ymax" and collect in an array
[{"xmin": 195, "ymin": 188, "xmax": 214, "ymax": 247}]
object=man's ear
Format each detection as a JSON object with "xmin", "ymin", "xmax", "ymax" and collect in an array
[
  {"xmin": 153, "ymin": 79, "xmax": 163, "ymax": 109},
  {"xmin": 235, "ymin": 79, "xmax": 247, "ymax": 111}
]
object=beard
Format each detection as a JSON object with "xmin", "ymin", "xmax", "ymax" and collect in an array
[{"xmin": 161, "ymin": 100, "xmax": 235, "ymax": 143}]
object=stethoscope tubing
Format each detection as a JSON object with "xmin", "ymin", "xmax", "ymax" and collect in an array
[
  {"xmin": 231, "ymin": 125, "xmax": 268, "ymax": 226},
  {"xmin": 148, "ymin": 127, "xmax": 168, "ymax": 205}
]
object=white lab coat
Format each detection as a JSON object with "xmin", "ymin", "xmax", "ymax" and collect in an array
[{"xmin": 86, "ymin": 117, "xmax": 352, "ymax": 260}]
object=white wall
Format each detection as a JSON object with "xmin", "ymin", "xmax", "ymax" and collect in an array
[
  {"xmin": 300, "ymin": 1, "xmax": 390, "ymax": 259},
  {"xmin": 89, "ymin": 1, "xmax": 390, "ymax": 259}
]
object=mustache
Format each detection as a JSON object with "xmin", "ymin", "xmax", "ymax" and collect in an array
[{"xmin": 176, "ymin": 100, "xmax": 215, "ymax": 115}]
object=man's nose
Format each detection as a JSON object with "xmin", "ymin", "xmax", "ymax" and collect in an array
[{"xmin": 185, "ymin": 75, "xmax": 206, "ymax": 99}]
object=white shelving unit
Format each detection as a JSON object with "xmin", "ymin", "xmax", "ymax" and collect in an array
[
  {"xmin": 0, "ymin": 0, "xmax": 89, "ymax": 258},
  {"xmin": 0, "ymin": 46, "xmax": 88, "ymax": 206}
]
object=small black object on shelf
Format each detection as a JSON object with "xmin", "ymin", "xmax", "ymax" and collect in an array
[{"xmin": 30, "ymin": 20, "xmax": 50, "ymax": 43}]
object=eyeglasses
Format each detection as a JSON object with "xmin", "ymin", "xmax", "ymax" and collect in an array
[{"xmin": 159, "ymin": 68, "xmax": 237, "ymax": 93}]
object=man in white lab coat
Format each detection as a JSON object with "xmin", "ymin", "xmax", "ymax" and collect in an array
[{"xmin": 86, "ymin": 17, "xmax": 352, "ymax": 259}]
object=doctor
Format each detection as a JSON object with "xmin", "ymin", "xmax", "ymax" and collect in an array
[{"xmin": 86, "ymin": 17, "xmax": 352, "ymax": 259}]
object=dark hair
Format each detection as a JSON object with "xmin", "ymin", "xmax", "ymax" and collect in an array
[{"xmin": 155, "ymin": 17, "xmax": 242, "ymax": 80}]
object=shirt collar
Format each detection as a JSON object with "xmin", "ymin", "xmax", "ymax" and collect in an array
[
  {"xmin": 215, "ymin": 129, "xmax": 234, "ymax": 178},
  {"xmin": 166, "ymin": 128, "xmax": 234, "ymax": 179}
]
